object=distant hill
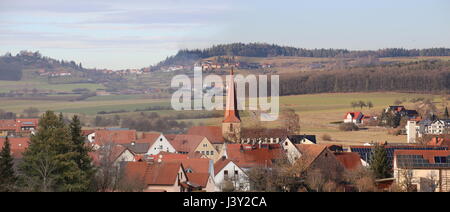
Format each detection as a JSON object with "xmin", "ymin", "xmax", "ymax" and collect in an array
[
  {"xmin": 153, "ymin": 42, "xmax": 450, "ymax": 68},
  {"xmin": 0, "ymin": 51, "xmax": 85, "ymax": 81}
]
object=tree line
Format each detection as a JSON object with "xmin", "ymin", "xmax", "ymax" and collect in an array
[
  {"xmin": 279, "ymin": 60, "xmax": 450, "ymax": 95},
  {"xmin": 154, "ymin": 42, "xmax": 450, "ymax": 68}
]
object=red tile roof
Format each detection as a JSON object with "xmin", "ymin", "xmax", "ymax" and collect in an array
[
  {"xmin": 142, "ymin": 133, "xmax": 162, "ymax": 142},
  {"xmin": 0, "ymin": 120, "xmax": 17, "ymax": 131},
  {"xmin": 214, "ymin": 157, "xmax": 234, "ymax": 175},
  {"xmin": 0, "ymin": 137, "xmax": 30, "ymax": 158},
  {"xmin": 334, "ymin": 152, "xmax": 362, "ymax": 171},
  {"xmin": 295, "ymin": 144, "xmax": 328, "ymax": 168},
  {"xmin": 186, "ymin": 173, "xmax": 210, "ymax": 188},
  {"xmin": 124, "ymin": 161, "xmax": 184, "ymax": 186},
  {"xmin": 94, "ymin": 129, "xmax": 136, "ymax": 145},
  {"xmin": 162, "ymin": 158, "xmax": 211, "ymax": 174},
  {"xmin": 345, "ymin": 112, "xmax": 363, "ymax": 120},
  {"xmin": 225, "ymin": 144, "xmax": 283, "ymax": 168},
  {"xmin": 187, "ymin": 126, "xmax": 224, "ymax": 144},
  {"xmin": 170, "ymin": 134, "xmax": 206, "ymax": 153}
]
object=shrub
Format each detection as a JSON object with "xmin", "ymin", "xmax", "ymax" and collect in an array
[
  {"xmin": 339, "ymin": 123, "xmax": 359, "ymax": 131},
  {"xmin": 321, "ymin": 134, "xmax": 332, "ymax": 141}
]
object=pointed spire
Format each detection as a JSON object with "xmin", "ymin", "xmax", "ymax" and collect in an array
[{"xmin": 223, "ymin": 67, "xmax": 241, "ymax": 123}]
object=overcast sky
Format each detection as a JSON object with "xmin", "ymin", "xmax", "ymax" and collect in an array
[{"xmin": 1, "ymin": 0, "xmax": 449, "ymax": 70}]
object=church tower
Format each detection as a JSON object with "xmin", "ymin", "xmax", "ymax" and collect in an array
[{"xmin": 222, "ymin": 67, "xmax": 241, "ymax": 143}]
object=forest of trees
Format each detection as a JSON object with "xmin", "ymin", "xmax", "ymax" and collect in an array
[
  {"xmin": 154, "ymin": 43, "xmax": 450, "ymax": 68},
  {"xmin": 279, "ymin": 60, "xmax": 450, "ymax": 95}
]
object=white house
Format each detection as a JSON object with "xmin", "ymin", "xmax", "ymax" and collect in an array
[
  {"xmin": 138, "ymin": 133, "xmax": 176, "ymax": 155},
  {"xmin": 344, "ymin": 112, "xmax": 364, "ymax": 124},
  {"xmin": 213, "ymin": 157, "xmax": 249, "ymax": 191},
  {"xmin": 282, "ymin": 135, "xmax": 317, "ymax": 163}
]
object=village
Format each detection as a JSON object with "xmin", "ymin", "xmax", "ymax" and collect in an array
[{"xmin": 1, "ymin": 69, "xmax": 449, "ymax": 192}]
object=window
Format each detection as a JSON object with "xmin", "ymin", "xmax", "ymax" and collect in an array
[
  {"xmin": 201, "ymin": 151, "xmax": 205, "ymax": 155},
  {"xmin": 206, "ymin": 151, "xmax": 209, "ymax": 155},
  {"xmin": 160, "ymin": 138, "xmax": 163, "ymax": 141},
  {"xmin": 234, "ymin": 170, "xmax": 238, "ymax": 176},
  {"xmin": 210, "ymin": 151, "xmax": 214, "ymax": 155},
  {"xmin": 224, "ymin": 170, "xmax": 229, "ymax": 177}
]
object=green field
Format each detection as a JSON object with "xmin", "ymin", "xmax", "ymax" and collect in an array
[{"xmin": 0, "ymin": 79, "xmax": 105, "ymax": 93}]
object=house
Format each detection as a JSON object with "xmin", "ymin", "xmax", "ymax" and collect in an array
[
  {"xmin": 136, "ymin": 133, "xmax": 176, "ymax": 155},
  {"xmin": 294, "ymin": 144, "xmax": 345, "ymax": 178},
  {"xmin": 394, "ymin": 150, "xmax": 450, "ymax": 192},
  {"xmin": 90, "ymin": 145, "xmax": 135, "ymax": 166},
  {"xmin": 344, "ymin": 112, "xmax": 364, "ymax": 124},
  {"xmin": 122, "ymin": 161, "xmax": 192, "ymax": 192},
  {"xmin": 386, "ymin": 106, "xmax": 406, "ymax": 113},
  {"xmin": 214, "ymin": 157, "xmax": 249, "ymax": 191},
  {"xmin": 170, "ymin": 135, "xmax": 219, "ymax": 162},
  {"xmin": 407, "ymin": 119, "xmax": 450, "ymax": 143},
  {"xmin": 220, "ymin": 143, "xmax": 283, "ymax": 170},
  {"xmin": 0, "ymin": 119, "xmax": 39, "ymax": 136},
  {"xmin": 187, "ymin": 126, "xmax": 224, "ymax": 151}
]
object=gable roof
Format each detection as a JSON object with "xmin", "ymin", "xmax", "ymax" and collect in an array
[
  {"xmin": 94, "ymin": 129, "xmax": 136, "ymax": 145},
  {"xmin": 295, "ymin": 144, "xmax": 328, "ymax": 168},
  {"xmin": 214, "ymin": 157, "xmax": 234, "ymax": 175},
  {"xmin": 345, "ymin": 112, "xmax": 363, "ymax": 120},
  {"xmin": 170, "ymin": 134, "xmax": 207, "ymax": 153},
  {"xmin": 334, "ymin": 152, "xmax": 362, "ymax": 171},
  {"xmin": 142, "ymin": 133, "xmax": 162, "ymax": 143},
  {"xmin": 162, "ymin": 158, "xmax": 211, "ymax": 174},
  {"xmin": 124, "ymin": 161, "xmax": 185, "ymax": 186},
  {"xmin": 121, "ymin": 142, "xmax": 151, "ymax": 154},
  {"xmin": 187, "ymin": 126, "xmax": 224, "ymax": 144},
  {"xmin": 225, "ymin": 144, "xmax": 283, "ymax": 168},
  {"xmin": 186, "ymin": 173, "xmax": 210, "ymax": 188}
]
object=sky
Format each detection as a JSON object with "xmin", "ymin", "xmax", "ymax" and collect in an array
[{"xmin": 0, "ymin": 0, "xmax": 449, "ymax": 70}]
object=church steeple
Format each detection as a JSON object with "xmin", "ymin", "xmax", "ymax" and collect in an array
[
  {"xmin": 222, "ymin": 67, "xmax": 241, "ymax": 143},
  {"xmin": 223, "ymin": 67, "xmax": 240, "ymax": 123}
]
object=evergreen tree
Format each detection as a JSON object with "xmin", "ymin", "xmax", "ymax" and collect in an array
[
  {"xmin": 19, "ymin": 111, "xmax": 87, "ymax": 192},
  {"xmin": 370, "ymin": 143, "xmax": 391, "ymax": 179},
  {"xmin": 69, "ymin": 115, "xmax": 95, "ymax": 190},
  {"xmin": 0, "ymin": 136, "xmax": 17, "ymax": 191}
]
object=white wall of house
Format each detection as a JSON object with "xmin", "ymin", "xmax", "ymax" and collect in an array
[
  {"xmin": 281, "ymin": 139, "xmax": 302, "ymax": 164},
  {"xmin": 114, "ymin": 149, "xmax": 135, "ymax": 165},
  {"xmin": 87, "ymin": 133, "xmax": 95, "ymax": 143},
  {"xmin": 147, "ymin": 134, "xmax": 176, "ymax": 155},
  {"xmin": 214, "ymin": 161, "xmax": 249, "ymax": 192},
  {"xmin": 406, "ymin": 121, "xmax": 417, "ymax": 143}
]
